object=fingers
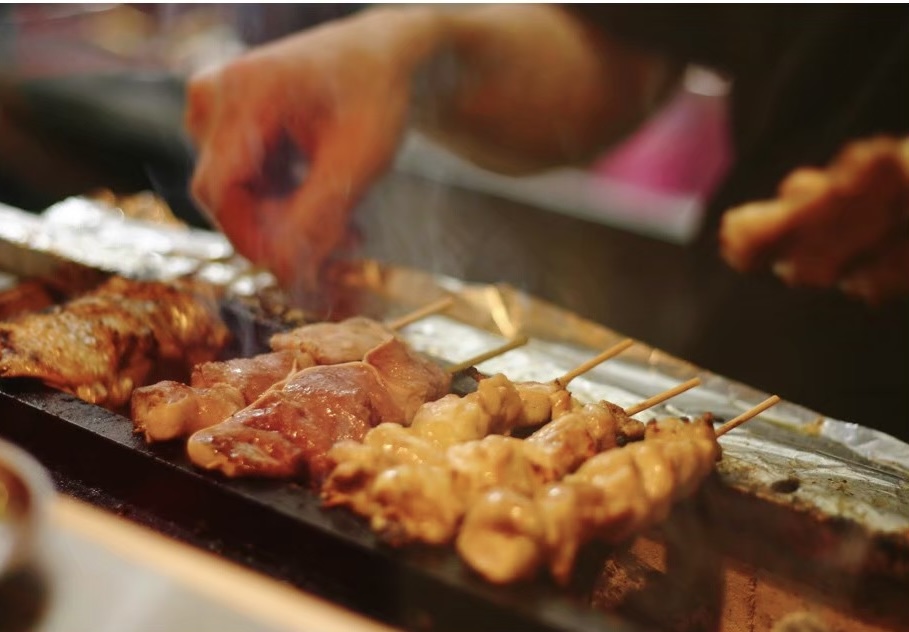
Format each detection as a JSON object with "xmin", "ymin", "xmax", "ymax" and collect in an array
[
  {"xmin": 207, "ymin": 185, "xmax": 273, "ymax": 265},
  {"xmin": 185, "ymin": 67, "xmax": 287, "ymax": 269},
  {"xmin": 198, "ymin": 121, "xmax": 392, "ymax": 291},
  {"xmin": 720, "ymin": 136, "xmax": 909, "ymax": 300},
  {"xmin": 830, "ymin": 136, "xmax": 907, "ymax": 182},
  {"xmin": 264, "ymin": 188, "xmax": 351, "ymax": 292},
  {"xmin": 719, "ymin": 198, "xmax": 804, "ymax": 272},
  {"xmin": 775, "ymin": 139, "xmax": 909, "ymax": 287},
  {"xmin": 181, "ymin": 20, "xmax": 411, "ymax": 292},
  {"xmin": 839, "ymin": 239, "xmax": 909, "ymax": 305},
  {"xmin": 263, "ymin": 121, "xmax": 398, "ymax": 290},
  {"xmin": 721, "ymin": 168, "xmax": 835, "ymax": 272},
  {"xmin": 184, "ymin": 68, "xmax": 218, "ymax": 144},
  {"xmin": 186, "ymin": 60, "xmax": 285, "ymax": 226},
  {"xmin": 206, "ymin": 167, "xmax": 348, "ymax": 293},
  {"xmin": 191, "ymin": 120, "xmax": 273, "ymax": 223},
  {"xmin": 777, "ymin": 167, "xmax": 827, "ymax": 199}
]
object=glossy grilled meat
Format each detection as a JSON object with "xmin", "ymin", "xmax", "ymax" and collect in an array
[
  {"xmin": 190, "ymin": 350, "xmax": 306, "ymax": 403},
  {"xmin": 132, "ymin": 317, "xmax": 398, "ymax": 443},
  {"xmin": 131, "ymin": 381, "xmax": 246, "ymax": 441},
  {"xmin": 268, "ymin": 316, "xmax": 394, "ymax": 364},
  {"xmin": 0, "ymin": 277, "xmax": 229, "ymax": 408},
  {"xmin": 323, "ymin": 399, "xmax": 642, "ymax": 546},
  {"xmin": 0, "ymin": 280, "xmax": 56, "ymax": 321},
  {"xmin": 187, "ymin": 337, "xmax": 451, "ymax": 482},
  {"xmin": 457, "ymin": 417, "xmax": 720, "ymax": 584}
]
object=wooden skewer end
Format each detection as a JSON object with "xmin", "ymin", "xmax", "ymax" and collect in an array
[
  {"xmin": 555, "ymin": 338, "xmax": 635, "ymax": 387},
  {"xmin": 716, "ymin": 395, "xmax": 781, "ymax": 437},
  {"xmin": 387, "ymin": 296, "xmax": 455, "ymax": 331},
  {"xmin": 446, "ymin": 334, "xmax": 530, "ymax": 374},
  {"xmin": 624, "ymin": 377, "xmax": 701, "ymax": 416}
]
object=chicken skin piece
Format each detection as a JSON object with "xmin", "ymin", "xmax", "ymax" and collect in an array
[{"xmin": 0, "ymin": 277, "xmax": 228, "ymax": 408}]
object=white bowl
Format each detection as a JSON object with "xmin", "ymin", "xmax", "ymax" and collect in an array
[{"xmin": 0, "ymin": 438, "xmax": 53, "ymax": 579}]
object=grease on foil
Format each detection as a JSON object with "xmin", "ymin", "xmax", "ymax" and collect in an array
[{"xmin": 0, "ymin": 197, "xmax": 907, "ymax": 536}]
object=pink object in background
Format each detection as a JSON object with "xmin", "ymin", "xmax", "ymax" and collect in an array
[{"xmin": 593, "ymin": 66, "xmax": 732, "ymax": 205}]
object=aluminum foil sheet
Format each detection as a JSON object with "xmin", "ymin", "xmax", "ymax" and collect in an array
[
  {"xmin": 0, "ymin": 198, "xmax": 907, "ymax": 538},
  {"xmin": 0, "ymin": 199, "xmax": 273, "ymax": 296}
]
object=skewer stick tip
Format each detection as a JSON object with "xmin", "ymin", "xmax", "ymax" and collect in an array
[
  {"xmin": 386, "ymin": 296, "xmax": 455, "ymax": 331},
  {"xmin": 624, "ymin": 377, "xmax": 702, "ymax": 416},
  {"xmin": 555, "ymin": 338, "xmax": 634, "ymax": 387},
  {"xmin": 446, "ymin": 334, "xmax": 530, "ymax": 374},
  {"xmin": 716, "ymin": 395, "xmax": 781, "ymax": 437}
]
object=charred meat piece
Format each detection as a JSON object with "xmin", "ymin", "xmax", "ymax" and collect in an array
[
  {"xmin": 97, "ymin": 277, "xmax": 229, "ymax": 367},
  {"xmin": 0, "ymin": 277, "xmax": 228, "ymax": 408},
  {"xmin": 187, "ymin": 337, "xmax": 450, "ymax": 482}
]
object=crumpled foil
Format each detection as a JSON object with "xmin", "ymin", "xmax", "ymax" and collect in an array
[
  {"xmin": 1, "ymin": 198, "xmax": 907, "ymax": 537},
  {"xmin": 0, "ymin": 199, "xmax": 276, "ymax": 296}
]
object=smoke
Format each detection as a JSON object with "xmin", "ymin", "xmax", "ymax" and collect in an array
[
  {"xmin": 373, "ymin": 132, "xmax": 539, "ymax": 288},
  {"xmin": 143, "ymin": 6, "xmax": 544, "ymax": 315}
]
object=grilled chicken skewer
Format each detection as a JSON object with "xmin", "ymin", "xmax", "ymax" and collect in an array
[
  {"xmin": 0, "ymin": 277, "xmax": 229, "ymax": 408},
  {"xmin": 332, "ymin": 338, "xmax": 633, "ymax": 453},
  {"xmin": 185, "ymin": 334, "xmax": 527, "ymax": 482},
  {"xmin": 134, "ymin": 317, "xmax": 392, "ymax": 442},
  {"xmin": 186, "ymin": 336, "xmax": 451, "ymax": 481},
  {"xmin": 132, "ymin": 298, "xmax": 453, "ymax": 442},
  {"xmin": 324, "ymin": 340, "xmax": 634, "ymax": 485},
  {"xmin": 322, "ymin": 342, "xmax": 636, "ymax": 527},
  {"xmin": 457, "ymin": 397, "xmax": 779, "ymax": 585},
  {"xmin": 324, "ymin": 379, "xmax": 699, "ymax": 546}
]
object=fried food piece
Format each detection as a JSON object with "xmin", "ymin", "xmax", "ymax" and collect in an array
[{"xmin": 0, "ymin": 277, "xmax": 228, "ymax": 407}]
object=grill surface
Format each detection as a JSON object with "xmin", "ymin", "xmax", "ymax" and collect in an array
[
  {"xmin": 1, "ymin": 302, "xmax": 907, "ymax": 632},
  {"xmin": 0, "ymin": 380, "xmax": 643, "ymax": 632},
  {"xmin": 0, "ymin": 300, "xmax": 640, "ymax": 632}
]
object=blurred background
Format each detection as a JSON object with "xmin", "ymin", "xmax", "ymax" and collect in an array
[
  {"xmin": 0, "ymin": 4, "xmax": 360, "ymax": 222},
  {"xmin": 0, "ymin": 3, "xmax": 730, "ymax": 245}
]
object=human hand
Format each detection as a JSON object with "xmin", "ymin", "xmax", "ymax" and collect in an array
[
  {"xmin": 186, "ymin": 9, "xmax": 440, "ymax": 291},
  {"xmin": 720, "ymin": 136, "xmax": 909, "ymax": 305}
]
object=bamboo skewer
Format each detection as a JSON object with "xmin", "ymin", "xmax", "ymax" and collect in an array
[
  {"xmin": 554, "ymin": 339, "xmax": 635, "ymax": 387},
  {"xmin": 386, "ymin": 296, "xmax": 455, "ymax": 331},
  {"xmin": 446, "ymin": 335, "xmax": 530, "ymax": 374},
  {"xmin": 624, "ymin": 377, "xmax": 702, "ymax": 416},
  {"xmin": 715, "ymin": 395, "xmax": 781, "ymax": 437}
]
